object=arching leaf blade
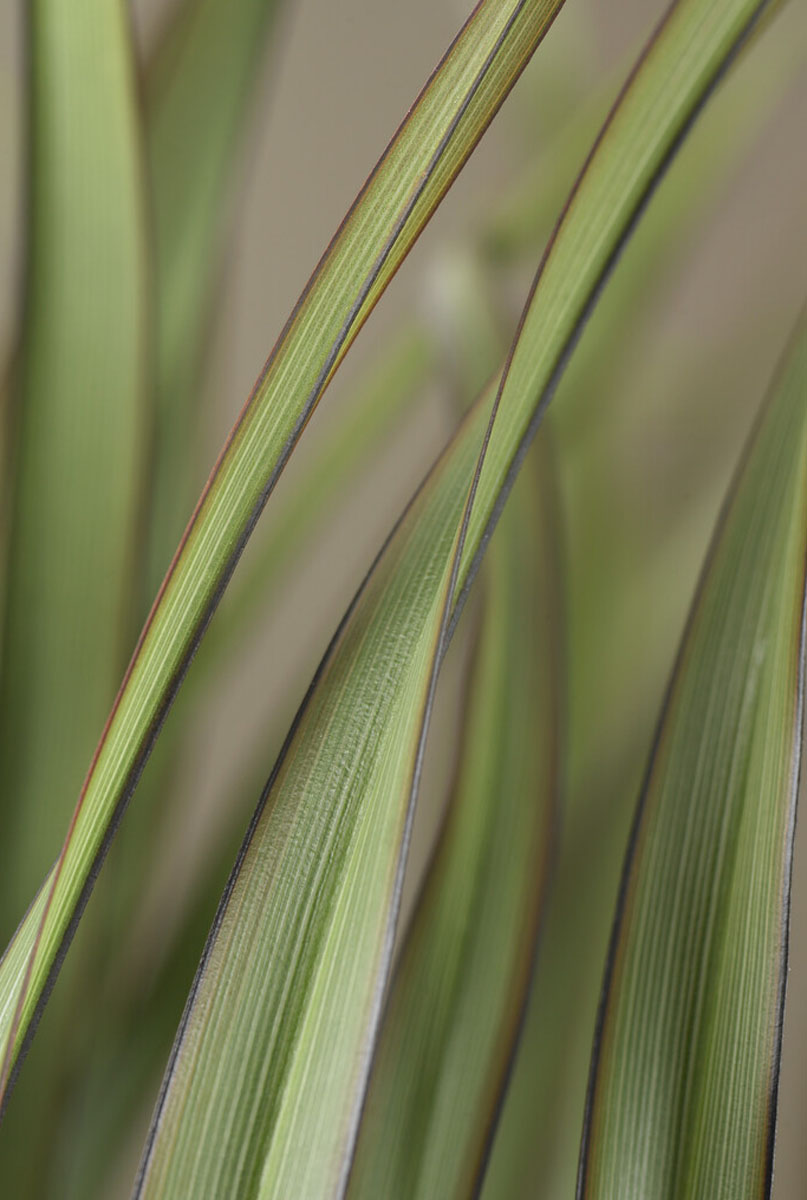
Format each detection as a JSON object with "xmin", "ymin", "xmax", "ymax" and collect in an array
[
  {"xmin": 578, "ymin": 313, "xmax": 807, "ymax": 1199},
  {"xmin": 136, "ymin": 381, "xmax": 493, "ymax": 1200},
  {"xmin": 134, "ymin": 0, "xmax": 781, "ymax": 1191},
  {"xmin": 1, "ymin": 5, "xmax": 778, "ymax": 1181},
  {"xmin": 49, "ymin": 323, "xmax": 438, "ymax": 1196},
  {"xmin": 348, "ymin": 429, "xmax": 563, "ymax": 1200},
  {"xmin": 480, "ymin": 12, "xmax": 803, "ymax": 1193},
  {"xmin": 0, "ymin": 0, "xmax": 566, "ymax": 1098},
  {"xmin": 459, "ymin": 0, "xmax": 778, "ymax": 588}
]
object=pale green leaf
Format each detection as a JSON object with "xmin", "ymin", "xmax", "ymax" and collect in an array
[
  {"xmin": 578, "ymin": 313, "xmax": 807, "ymax": 1198},
  {"xmin": 136, "ymin": 379, "xmax": 491, "ymax": 1200},
  {"xmin": 348, "ymin": 430, "xmax": 562, "ymax": 1200},
  {"xmin": 132, "ymin": 0, "xmax": 776, "ymax": 1193},
  {"xmin": 41, "ymin": 322, "xmax": 438, "ymax": 1198}
]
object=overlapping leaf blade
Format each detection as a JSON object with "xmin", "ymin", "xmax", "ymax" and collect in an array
[
  {"xmin": 577, "ymin": 316, "xmax": 807, "ymax": 1198},
  {"xmin": 348, "ymin": 431, "xmax": 562, "ymax": 1200},
  {"xmin": 136, "ymin": 380, "xmax": 491, "ymax": 1200},
  {"xmin": 133, "ymin": 0, "xmax": 778, "ymax": 1193},
  {"xmin": 0, "ymin": 0, "xmax": 566, "ymax": 1096}
]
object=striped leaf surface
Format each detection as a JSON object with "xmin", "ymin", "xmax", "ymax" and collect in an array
[
  {"xmin": 135, "ymin": 374, "xmax": 492, "ymax": 1200},
  {"xmin": 348, "ymin": 432, "xmax": 562, "ymax": 1200},
  {"xmin": 0, "ymin": 0, "xmax": 566, "ymax": 1100},
  {"xmin": 481, "ymin": 12, "xmax": 803, "ymax": 1194},
  {"xmin": 132, "ymin": 0, "xmax": 777, "ymax": 1193},
  {"xmin": 578, "ymin": 314, "xmax": 807, "ymax": 1198}
]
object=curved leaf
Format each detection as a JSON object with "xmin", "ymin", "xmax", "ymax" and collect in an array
[
  {"xmin": 348, "ymin": 430, "xmax": 563, "ymax": 1199},
  {"xmin": 578, "ymin": 313, "xmax": 807, "ymax": 1198},
  {"xmin": 136, "ymin": 379, "xmax": 493, "ymax": 1200},
  {"xmin": 134, "ymin": 0, "xmax": 776, "ymax": 1193},
  {"xmin": 481, "ymin": 13, "xmax": 803, "ymax": 1194},
  {"xmin": 0, "ymin": 0, "xmax": 566, "ymax": 1101}
]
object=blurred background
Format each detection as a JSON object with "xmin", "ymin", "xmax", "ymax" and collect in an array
[{"xmin": 0, "ymin": 0, "xmax": 805, "ymax": 1195}]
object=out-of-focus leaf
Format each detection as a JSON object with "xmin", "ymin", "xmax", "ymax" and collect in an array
[
  {"xmin": 0, "ymin": 0, "xmax": 148, "ymax": 923},
  {"xmin": 107, "ymin": 0, "xmax": 288, "ymax": 915},
  {"xmin": 423, "ymin": 250, "xmax": 504, "ymax": 406},
  {"xmin": 480, "ymin": 68, "xmax": 607, "ymax": 265},
  {"xmin": 0, "ymin": 4, "xmax": 149, "ymax": 1187},
  {"xmin": 578, "ymin": 314, "xmax": 807, "ymax": 1198},
  {"xmin": 204, "ymin": 323, "xmax": 437, "ymax": 679},
  {"xmin": 0, "ymin": 0, "xmax": 567, "ymax": 1100},
  {"xmin": 144, "ymin": 0, "xmax": 286, "ymax": 591},
  {"xmin": 348, "ymin": 430, "xmax": 562, "ymax": 1200},
  {"xmin": 0, "ymin": 349, "xmax": 14, "ymax": 637},
  {"xmin": 133, "ymin": 0, "xmax": 776, "ymax": 1192}
]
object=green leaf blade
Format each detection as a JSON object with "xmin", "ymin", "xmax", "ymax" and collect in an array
[
  {"xmin": 0, "ymin": 0, "xmax": 565, "ymax": 1093},
  {"xmin": 480, "ymin": 15, "xmax": 803, "ymax": 1194},
  {"xmin": 0, "ymin": 0, "xmax": 776, "ymax": 1157},
  {"xmin": 578, "ymin": 315, "xmax": 807, "ymax": 1199},
  {"xmin": 0, "ymin": 0, "xmax": 149, "ymax": 924},
  {"xmin": 133, "ymin": 0, "xmax": 780, "ymax": 1182},
  {"xmin": 205, "ymin": 322, "xmax": 438, "ymax": 679},
  {"xmin": 348, "ymin": 430, "xmax": 563, "ymax": 1200},
  {"xmin": 462, "ymin": 0, "xmax": 773, "ymax": 587},
  {"xmin": 135, "ymin": 393, "xmax": 491, "ymax": 1200}
]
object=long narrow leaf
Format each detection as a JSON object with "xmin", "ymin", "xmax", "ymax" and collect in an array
[
  {"xmin": 38, "ymin": 321, "xmax": 438, "ymax": 1199},
  {"xmin": 0, "ymin": 0, "xmax": 148, "ymax": 936},
  {"xmin": 577, "ymin": 315, "xmax": 807, "ymax": 1198},
  {"xmin": 0, "ymin": 0, "xmax": 566, "ymax": 1099},
  {"xmin": 0, "ymin": 5, "xmax": 150, "ymax": 1185},
  {"xmin": 481, "ymin": 17, "xmax": 802, "ymax": 1192},
  {"xmin": 133, "ymin": 0, "xmax": 778, "ymax": 1193},
  {"xmin": 348, "ymin": 430, "xmax": 562, "ymax": 1199},
  {"xmin": 136, "ymin": 380, "xmax": 492, "ymax": 1200}
]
